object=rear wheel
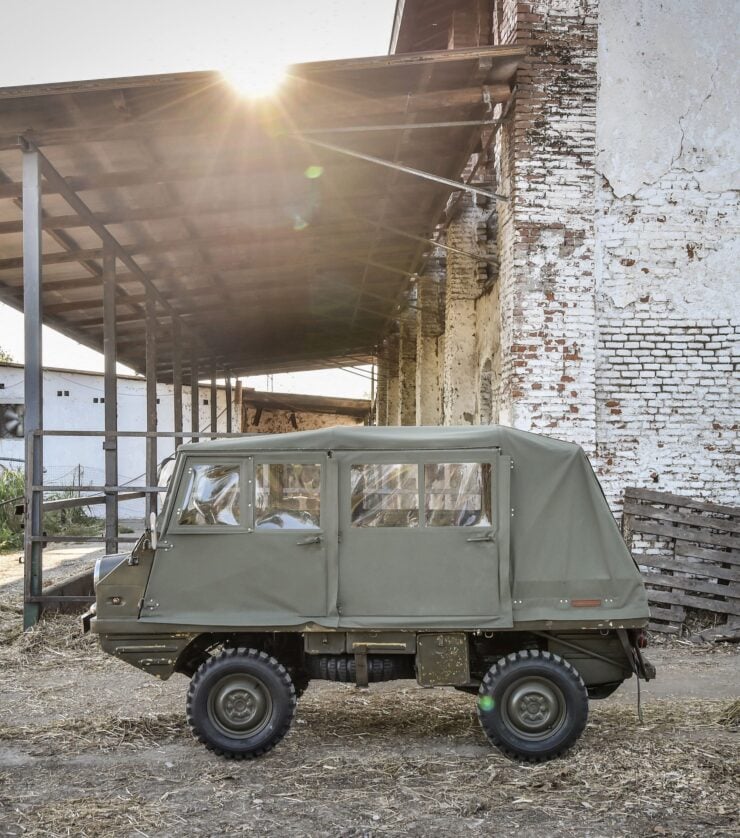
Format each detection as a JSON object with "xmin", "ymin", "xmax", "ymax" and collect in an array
[
  {"xmin": 477, "ymin": 650, "xmax": 588, "ymax": 762},
  {"xmin": 186, "ymin": 648, "xmax": 296, "ymax": 759}
]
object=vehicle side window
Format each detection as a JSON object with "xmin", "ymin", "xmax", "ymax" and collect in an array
[
  {"xmin": 424, "ymin": 462, "xmax": 492, "ymax": 527},
  {"xmin": 178, "ymin": 464, "xmax": 241, "ymax": 526},
  {"xmin": 351, "ymin": 464, "xmax": 419, "ymax": 528},
  {"xmin": 255, "ymin": 463, "xmax": 321, "ymax": 530}
]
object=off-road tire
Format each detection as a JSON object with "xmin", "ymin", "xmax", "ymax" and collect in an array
[
  {"xmin": 186, "ymin": 648, "xmax": 296, "ymax": 759},
  {"xmin": 477, "ymin": 650, "xmax": 588, "ymax": 762},
  {"xmin": 289, "ymin": 668, "xmax": 311, "ymax": 699}
]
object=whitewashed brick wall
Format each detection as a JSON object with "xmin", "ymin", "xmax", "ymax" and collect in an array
[
  {"xmin": 592, "ymin": 0, "xmax": 740, "ymax": 508},
  {"xmin": 493, "ymin": 0, "xmax": 599, "ymax": 453},
  {"xmin": 593, "ymin": 170, "xmax": 739, "ymax": 507}
]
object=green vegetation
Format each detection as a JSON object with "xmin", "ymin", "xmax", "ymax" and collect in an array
[
  {"xmin": 0, "ymin": 468, "xmax": 24, "ymax": 551},
  {"xmin": 0, "ymin": 346, "xmax": 13, "ymax": 363},
  {"xmin": 0, "ymin": 468, "xmax": 101, "ymax": 552}
]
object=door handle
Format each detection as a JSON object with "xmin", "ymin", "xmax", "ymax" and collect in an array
[
  {"xmin": 466, "ymin": 532, "xmax": 495, "ymax": 543},
  {"xmin": 296, "ymin": 535, "xmax": 322, "ymax": 546}
]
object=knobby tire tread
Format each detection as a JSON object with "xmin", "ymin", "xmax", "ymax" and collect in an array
[
  {"xmin": 186, "ymin": 647, "xmax": 296, "ymax": 760},
  {"xmin": 478, "ymin": 649, "xmax": 588, "ymax": 763}
]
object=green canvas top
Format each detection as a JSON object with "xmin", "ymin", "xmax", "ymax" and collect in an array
[
  {"xmin": 177, "ymin": 425, "xmax": 649, "ymax": 627},
  {"xmin": 185, "ymin": 423, "xmax": 581, "ymax": 453}
]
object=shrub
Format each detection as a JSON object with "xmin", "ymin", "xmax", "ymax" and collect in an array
[{"xmin": 0, "ymin": 468, "xmax": 24, "ymax": 551}]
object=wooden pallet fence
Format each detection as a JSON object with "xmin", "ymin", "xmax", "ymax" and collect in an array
[{"xmin": 622, "ymin": 487, "xmax": 740, "ymax": 634}]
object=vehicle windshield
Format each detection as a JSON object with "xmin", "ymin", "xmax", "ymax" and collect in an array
[{"xmin": 152, "ymin": 454, "xmax": 178, "ymax": 528}]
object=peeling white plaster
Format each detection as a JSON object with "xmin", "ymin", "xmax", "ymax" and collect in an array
[{"xmin": 596, "ymin": 0, "xmax": 740, "ymax": 196}]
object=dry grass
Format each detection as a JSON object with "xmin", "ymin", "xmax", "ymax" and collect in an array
[
  {"xmin": 0, "ymin": 610, "xmax": 113, "ymax": 672},
  {"xmin": 0, "ymin": 683, "xmax": 738, "ymax": 836},
  {"xmin": 0, "ymin": 608, "xmax": 738, "ymax": 837}
]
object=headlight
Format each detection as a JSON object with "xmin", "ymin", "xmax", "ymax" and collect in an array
[{"xmin": 93, "ymin": 554, "xmax": 128, "ymax": 590}]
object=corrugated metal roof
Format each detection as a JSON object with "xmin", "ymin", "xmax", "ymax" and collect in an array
[{"xmin": 0, "ymin": 46, "xmax": 523, "ymax": 380}]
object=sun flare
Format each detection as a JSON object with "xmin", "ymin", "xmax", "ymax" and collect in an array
[{"xmin": 221, "ymin": 57, "xmax": 287, "ymax": 98}]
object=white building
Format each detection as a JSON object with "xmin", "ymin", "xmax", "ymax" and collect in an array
[
  {"xmin": 0, "ymin": 362, "xmax": 229, "ymax": 519},
  {"xmin": 0, "ymin": 362, "xmax": 369, "ymax": 519}
]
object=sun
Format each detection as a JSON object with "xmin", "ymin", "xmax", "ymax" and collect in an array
[{"xmin": 221, "ymin": 57, "xmax": 287, "ymax": 98}]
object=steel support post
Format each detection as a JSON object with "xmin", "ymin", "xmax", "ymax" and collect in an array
[
  {"xmin": 225, "ymin": 372, "xmax": 233, "ymax": 434},
  {"xmin": 234, "ymin": 379, "xmax": 243, "ymax": 433},
  {"xmin": 145, "ymin": 293, "xmax": 158, "ymax": 518},
  {"xmin": 172, "ymin": 319, "xmax": 183, "ymax": 450},
  {"xmin": 102, "ymin": 247, "xmax": 118, "ymax": 554},
  {"xmin": 190, "ymin": 353, "xmax": 199, "ymax": 442},
  {"xmin": 22, "ymin": 147, "xmax": 43, "ymax": 629},
  {"xmin": 210, "ymin": 368, "xmax": 217, "ymax": 435}
]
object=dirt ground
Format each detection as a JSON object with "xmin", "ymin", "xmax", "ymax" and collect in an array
[{"xmin": 0, "ymin": 546, "xmax": 738, "ymax": 837}]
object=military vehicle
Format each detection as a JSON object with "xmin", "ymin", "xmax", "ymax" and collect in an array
[{"xmin": 86, "ymin": 426, "xmax": 654, "ymax": 762}]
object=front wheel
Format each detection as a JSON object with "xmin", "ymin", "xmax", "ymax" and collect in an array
[
  {"xmin": 186, "ymin": 648, "xmax": 296, "ymax": 759},
  {"xmin": 477, "ymin": 650, "xmax": 588, "ymax": 762}
]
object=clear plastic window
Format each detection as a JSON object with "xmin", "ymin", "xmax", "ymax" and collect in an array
[
  {"xmin": 424, "ymin": 462, "xmax": 492, "ymax": 527},
  {"xmin": 351, "ymin": 464, "xmax": 419, "ymax": 528},
  {"xmin": 255, "ymin": 463, "xmax": 321, "ymax": 530},
  {"xmin": 178, "ymin": 464, "xmax": 241, "ymax": 526}
]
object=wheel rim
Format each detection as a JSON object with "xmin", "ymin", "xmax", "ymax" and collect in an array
[
  {"xmin": 501, "ymin": 676, "xmax": 567, "ymax": 741},
  {"xmin": 207, "ymin": 673, "xmax": 273, "ymax": 738}
]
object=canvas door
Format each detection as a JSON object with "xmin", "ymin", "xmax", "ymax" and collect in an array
[
  {"xmin": 143, "ymin": 454, "xmax": 329, "ymax": 624},
  {"xmin": 336, "ymin": 450, "xmax": 512, "ymax": 626}
]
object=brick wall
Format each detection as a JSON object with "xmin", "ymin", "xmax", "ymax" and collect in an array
[
  {"xmin": 392, "ymin": 0, "xmax": 739, "ymax": 510},
  {"xmin": 593, "ymin": 172, "xmax": 740, "ymax": 507},
  {"xmin": 591, "ymin": 0, "xmax": 740, "ymax": 508},
  {"xmin": 493, "ymin": 0, "xmax": 599, "ymax": 452}
]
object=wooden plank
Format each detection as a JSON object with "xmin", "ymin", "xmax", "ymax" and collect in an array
[
  {"xmin": 649, "ymin": 603, "xmax": 686, "ymax": 621},
  {"xmin": 625, "ymin": 519, "xmax": 740, "ymax": 550},
  {"xmin": 640, "ymin": 554, "xmax": 740, "ymax": 583},
  {"xmin": 0, "ymin": 192, "xmax": 439, "ymax": 236},
  {"xmin": 0, "ymin": 152, "xmax": 361, "ymax": 199},
  {"xmin": 2, "ymin": 85, "xmax": 504, "ymax": 140},
  {"xmin": 0, "ymin": 228, "xmax": 418, "ymax": 272},
  {"xmin": 648, "ymin": 622, "xmax": 680, "ymax": 635},
  {"xmin": 623, "ymin": 501, "xmax": 740, "ymax": 535},
  {"xmin": 624, "ymin": 487, "xmax": 740, "ymax": 518},
  {"xmin": 675, "ymin": 541, "xmax": 740, "ymax": 567},
  {"xmin": 645, "ymin": 587, "xmax": 740, "ymax": 616},
  {"xmin": 643, "ymin": 572, "xmax": 739, "ymax": 600}
]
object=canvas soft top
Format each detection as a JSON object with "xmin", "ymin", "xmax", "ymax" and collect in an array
[
  {"xmin": 180, "ymin": 425, "xmax": 649, "ymax": 626},
  {"xmin": 183, "ymin": 423, "xmax": 580, "ymax": 453}
]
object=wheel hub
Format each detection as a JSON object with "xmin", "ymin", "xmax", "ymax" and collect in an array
[
  {"xmin": 503, "ymin": 677, "xmax": 566, "ymax": 739},
  {"xmin": 208, "ymin": 674, "xmax": 272, "ymax": 737}
]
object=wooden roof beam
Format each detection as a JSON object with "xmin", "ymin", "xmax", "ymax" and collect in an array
[
  {"xmin": 0, "ymin": 85, "xmax": 509, "ymax": 151},
  {"xmin": 0, "ymin": 189, "xmax": 441, "ymax": 236}
]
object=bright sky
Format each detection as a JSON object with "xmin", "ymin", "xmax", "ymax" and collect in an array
[{"xmin": 0, "ymin": 0, "xmax": 396, "ymax": 398}]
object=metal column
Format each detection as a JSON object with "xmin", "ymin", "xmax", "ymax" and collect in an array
[
  {"xmin": 234, "ymin": 379, "xmax": 243, "ymax": 433},
  {"xmin": 190, "ymin": 353, "xmax": 199, "ymax": 442},
  {"xmin": 225, "ymin": 372, "xmax": 233, "ymax": 434},
  {"xmin": 145, "ymin": 292, "xmax": 157, "ymax": 518},
  {"xmin": 22, "ymin": 147, "xmax": 43, "ymax": 629},
  {"xmin": 102, "ymin": 247, "xmax": 118, "ymax": 555},
  {"xmin": 172, "ymin": 319, "xmax": 183, "ymax": 450},
  {"xmin": 210, "ymin": 368, "xmax": 217, "ymax": 435}
]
